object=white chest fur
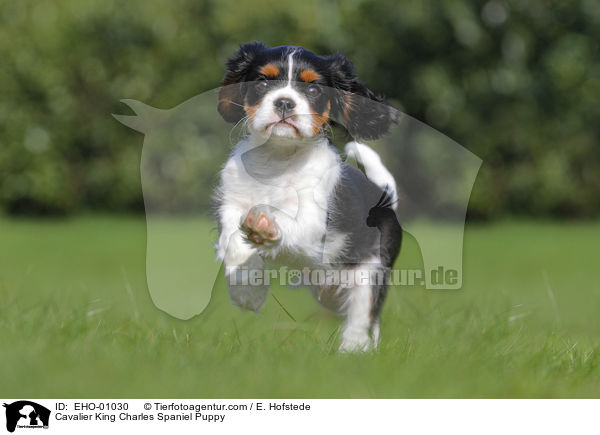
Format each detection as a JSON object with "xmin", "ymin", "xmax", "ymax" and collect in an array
[{"xmin": 216, "ymin": 136, "xmax": 342, "ymax": 267}]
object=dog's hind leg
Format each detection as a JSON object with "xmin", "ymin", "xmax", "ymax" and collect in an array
[
  {"xmin": 338, "ymin": 265, "xmax": 390, "ymax": 352},
  {"xmin": 369, "ymin": 277, "xmax": 390, "ymax": 349},
  {"xmin": 339, "ymin": 279, "xmax": 374, "ymax": 353}
]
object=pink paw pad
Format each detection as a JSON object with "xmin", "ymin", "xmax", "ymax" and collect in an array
[{"xmin": 241, "ymin": 207, "xmax": 281, "ymax": 246}]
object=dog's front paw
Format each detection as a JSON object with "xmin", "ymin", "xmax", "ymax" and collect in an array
[
  {"xmin": 227, "ymin": 282, "xmax": 269, "ymax": 312},
  {"xmin": 240, "ymin": 205, "xmax": 281, "ymax": 247}
]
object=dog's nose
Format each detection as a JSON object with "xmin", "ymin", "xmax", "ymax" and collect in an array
[{"xmin": 273, "ymin": 97, "xmax": 296, "ymax": 114}]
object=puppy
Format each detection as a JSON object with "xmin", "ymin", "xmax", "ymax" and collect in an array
[{"xmin": 215, "ymin": 42, "xmax": 402, "ymax": 351}]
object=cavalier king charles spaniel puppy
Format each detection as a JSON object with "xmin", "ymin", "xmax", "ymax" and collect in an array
[{"xmin": 215, "ymin": 42, "xmax": 402, "ymax": 352}]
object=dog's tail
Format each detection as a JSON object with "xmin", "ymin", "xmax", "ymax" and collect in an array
[{"xmin": 345, "ymin": 142, "xmax": 398, "ymax": 210}]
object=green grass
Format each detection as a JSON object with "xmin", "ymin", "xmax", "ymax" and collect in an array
[{"xmin": 1, "ymin": 216, "xmax": 599, "ymax": 398}]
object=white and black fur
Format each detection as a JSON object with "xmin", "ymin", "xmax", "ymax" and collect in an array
[{"xmin": 215, "ymin": 42, "xmax": 402, "ymax": 351}]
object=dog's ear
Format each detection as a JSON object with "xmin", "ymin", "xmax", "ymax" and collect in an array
[
  {"xmin": 218, "ymin": 41, "xmax": 266, "ymax": 123},
  {"xmin": 327, "ymin": 54, "xmax": 398, "ymax": 140}
]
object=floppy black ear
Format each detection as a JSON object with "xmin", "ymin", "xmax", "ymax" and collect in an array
[
  {"xmin": 218, "ymin": 41, "xmax": 266, "ymax": 123},
  {"xmin": 327, "ymin": 54, "xmax": 398, "ymax": 140}
]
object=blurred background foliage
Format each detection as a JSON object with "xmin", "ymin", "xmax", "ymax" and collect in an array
[{"xmin": 1, "ymin": 0, "xmax": 599, "ymax": 218}]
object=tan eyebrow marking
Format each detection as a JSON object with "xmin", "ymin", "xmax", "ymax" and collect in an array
[
  {"xmin": 300, "ymin": 69, "xmax": 320, "ymax": 82},
  {"xmin": 260, "ymin": 64, "xmax": 280, "ymax": 77}
]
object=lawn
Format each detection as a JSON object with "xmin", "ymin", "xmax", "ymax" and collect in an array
[{"xmin": 0, "ymin": 216, "xmax": 599, "ymax": 398}]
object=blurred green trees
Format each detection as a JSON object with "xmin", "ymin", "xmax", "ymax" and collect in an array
[{"xmin": 1, "ymin": 0, "xmax": 598, "ymax": 217}]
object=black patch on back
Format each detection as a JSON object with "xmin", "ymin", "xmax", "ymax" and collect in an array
[{"xmin": 327, "ymin": 163, "xmax": 401, "ymax": 266}]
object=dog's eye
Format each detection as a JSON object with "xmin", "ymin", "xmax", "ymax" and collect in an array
[
  {"xmin": 306, "ymin": 85, "xmax": 321, "ymax": 97},
  {"xmin": 255, "ymin": 79, "xmax": 269, "ymax": 93}
]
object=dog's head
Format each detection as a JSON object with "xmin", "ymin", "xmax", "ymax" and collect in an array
[{"xmin": 218, "ymin": 42, "xmax": 397, "ymax": 141}]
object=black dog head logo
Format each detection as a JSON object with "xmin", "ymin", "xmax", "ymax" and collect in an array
[{"xmin": 3, "ymin": 401, "xmax": 50, "ymax": 433}]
